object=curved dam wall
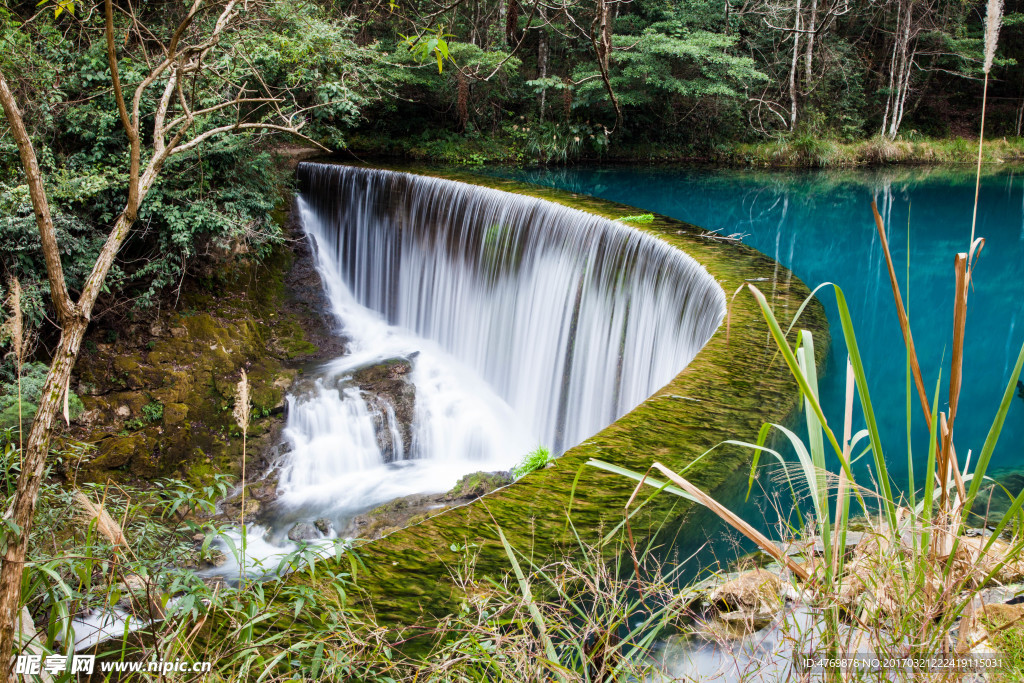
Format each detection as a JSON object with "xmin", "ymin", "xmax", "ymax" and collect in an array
[
  {"xmin": 290, "ymin": 165, "xmax": 829, "ymax": 625},
  {"xmin": 295, "ymin": 163, "xmax": 725, "ymax": 464}
]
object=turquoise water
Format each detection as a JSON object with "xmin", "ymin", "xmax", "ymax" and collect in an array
[{"xmin": 490, "ymin": 165, "xmax": 1024, "ymax": 496}]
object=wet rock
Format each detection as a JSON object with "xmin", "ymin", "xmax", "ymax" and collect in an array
[
  {"xmin": 709, "ymin": 569, "xmax": 782, "ymax": 613},
  {"xmin": 811, "ymin": 531, "xmax": 864, "ymax": 557},
  {"xmin": 315, "ymin": 518, "xmax": 334, "ymax": 536},
  {"xmin": 92, "ymin": 434, "xmax": 154, "ymax": 470},
  {"xmin": 203, "ymin": 548, "xmax": 228, "ymax": 569},
  {"xmin": 716, "ymin": 609, "xmax": 774, "ymax": 636},
  {"xmin": 13, "ymin": 606, "xmax": 51, "ymax": 681},
  {"xmin": 288, "ymin": 376, "xmax": 321, "ymax": 404},
  {"xmin": 288, "ymin": 522, "xmax": 320, "ymax": 542},
  {"xmin": 249, "ymin": 477, "xmax": 280, "ymax": 503},
  {"xmin": 214, "ymin": 474, "xmax": 279, "ymax": 526},
  {"xmin": 352, "ymin": 357, "xmax": 416, "ymax": 462},
  {"xmin": 15, "ymin": 605, "xmax": 37, "ymax": 643},
  {"xmin": 343, "ymin": 468, "xmax": 516, "ymax": 538},
  {"xmin": 75, "ymin": 409, "xmax": 102, "ymax": 427},
  {"xmin": 972, "ymin": 583, "xmax": 1024, "ymax": 609},
  {"xmin": 343, "ymin": 492, "xmax": 447, "ymax": 540},
  {"xmin": 351, "ymin": 355, "xmax": 416, "ymax": 384},
  {"xmin": 446, "ymin": 471, "xmax": 513, "ymax": 500},
  {"xmin": 220, "ymin": 496, "xmax": 262, "ymax": 524},
  {"xmin": 272, "ymin": 375, "xmax": 292, "ymax": 408},
  {"xmin": 77, "ymin": 382, "xmax": 102, "ymax": 397}
]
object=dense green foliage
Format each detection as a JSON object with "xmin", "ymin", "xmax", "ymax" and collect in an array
[
  {"xmin": 345, "ymin": 0, "xmax": 1024, "ymax": 159},
  {"xmin": 3, "ymin": 0, "xmax": 1023, "ymax": 350},
  {"xmin": 0, "ymin": 362, "xmax": 83, "ymax": 430},
  {"xmin": 0, "ymin": 0, "xmax": 383, "ymax": 347}
]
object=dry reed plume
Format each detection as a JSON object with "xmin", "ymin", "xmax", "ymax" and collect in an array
[{"xmin": 73, "ymin": 490, "xmax": 127, "ymax": 548}]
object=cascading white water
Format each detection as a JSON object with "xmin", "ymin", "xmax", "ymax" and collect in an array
[{"xmin": 273, "ymin": 164, "xmax": 727, "ymax": 532}]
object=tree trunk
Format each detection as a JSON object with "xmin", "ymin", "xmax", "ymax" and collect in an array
[
  {"xmin": 0, "ymin": 5, "xmax": 310, "ymax": 676},
  {"xmin": 506, "ymin": 0, "xmax": 519, "ymax": 45},
  {"xmin": 591, "ymin": 0, "xmax": 622, "ymax": 128},
  {"xmin": 601, "ymin": 0, "xmax": 614, "ymax": 66},
  {"xmin": 538, "ymin": 4, "xmax": 549, "ymax": 120},
  {"xmin": 882, "ymin": 0, "xmax": 914, "ymax": 139},
  {"xmin": 1, "ymin": 70, "xmax": 146, "ymax": 678},
  {"xmin": 0, "ymin": 80, "xmax": 74, "ymax": 323},
  {"xmin": 789, "ymin": 0, "xmax": 803, "ymax": 130},
  {"xmin": 0, "ymin": 319, "xmax": 88, "ymax": 677},
  {"xmin": 0, "ymin": 207, "xmax": 139, "ymax": 680},
  {"xmin": 804, "ymin": 0, "xmax": 818, "ymax": 93}
]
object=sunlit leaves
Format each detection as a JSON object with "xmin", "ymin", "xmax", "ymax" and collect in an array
[
  {"xmin": 36, "ymin": 0, "xmax": 75, "ymax": 19},
  {"xmin": 400, "ymin": 30, "xmax": 455, "ymax": 73}
]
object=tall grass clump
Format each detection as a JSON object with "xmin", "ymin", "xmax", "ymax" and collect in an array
[
  {"xmin": 513, "ymin": 444, "xmax": 554, "ymax": 479},
  {"xmin": 10, "ymin": 439, "xmax": 706, "ymax": 683},
  {"xmin": 584, "ymin": 19, "xmax": 1024, "ymax": 678},
  {"xmin": 589, "ymin": 203, "xmax": 1024, "ymax": 678}
]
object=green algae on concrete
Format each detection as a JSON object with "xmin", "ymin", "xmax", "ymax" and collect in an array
[{"xmin": 295, "ymin": 163, "xmax": 830, "ymax": 626}]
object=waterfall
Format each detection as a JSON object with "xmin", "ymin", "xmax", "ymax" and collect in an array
[{"xmin": 274, "ymin": 164, "xmax": 726, "ymax": 527}]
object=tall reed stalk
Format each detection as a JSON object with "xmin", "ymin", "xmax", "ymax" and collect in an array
[
  {"xmin": 4, "ymin": 279, "xmax": 25, "ymax": 462},
  {"xmin": 234, "ymin": 369, "xmax": 251, "ymax": 584},
  {"xmin": 971, "ymin": 0, "xmax": 1004, "ymax": 256}
]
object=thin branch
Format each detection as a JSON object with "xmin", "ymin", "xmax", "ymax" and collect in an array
[
  {"xmin": 104, "ymin": 0, "xmax": 141, "ymax": 218},
  {"xmin": 171, "ymin": 122, "xmax": 328, "ymax": 155}
]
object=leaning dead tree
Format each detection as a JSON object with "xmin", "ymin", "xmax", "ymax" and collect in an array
[{"xmin": 0, "ymin": 1, "xmax": 329, "ymax": 676}]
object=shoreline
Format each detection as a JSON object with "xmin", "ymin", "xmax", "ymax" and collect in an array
[{"xmin": 342, "ymin": 135, "xmax": 1024, "ymax": 170}]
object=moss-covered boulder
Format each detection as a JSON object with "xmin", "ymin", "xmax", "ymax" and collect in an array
[
  {"xmin": 69, "ymin": 211, "xmax": 339, "ymax": 490},
  {"xmin": 446, "ymin": 471, "xmax": 512, "ymax": 500}
]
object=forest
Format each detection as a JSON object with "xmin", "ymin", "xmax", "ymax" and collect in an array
[
  {"xmin": 4, "ymin": 0, "xmax": 1024, "ymax": 329},
  {"xmin": 3, "ymin": 0, "xmax": 1024, "ymax": 681}
]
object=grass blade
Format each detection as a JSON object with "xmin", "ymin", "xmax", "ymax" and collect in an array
[{"xmin": 495, "ymin": 526, "xmax": 561, "ymax": 673}]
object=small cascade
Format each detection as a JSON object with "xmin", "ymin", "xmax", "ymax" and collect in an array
[{"xmin": 270, "ymin": 164, "xmax": 727, "ymax": 531}]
